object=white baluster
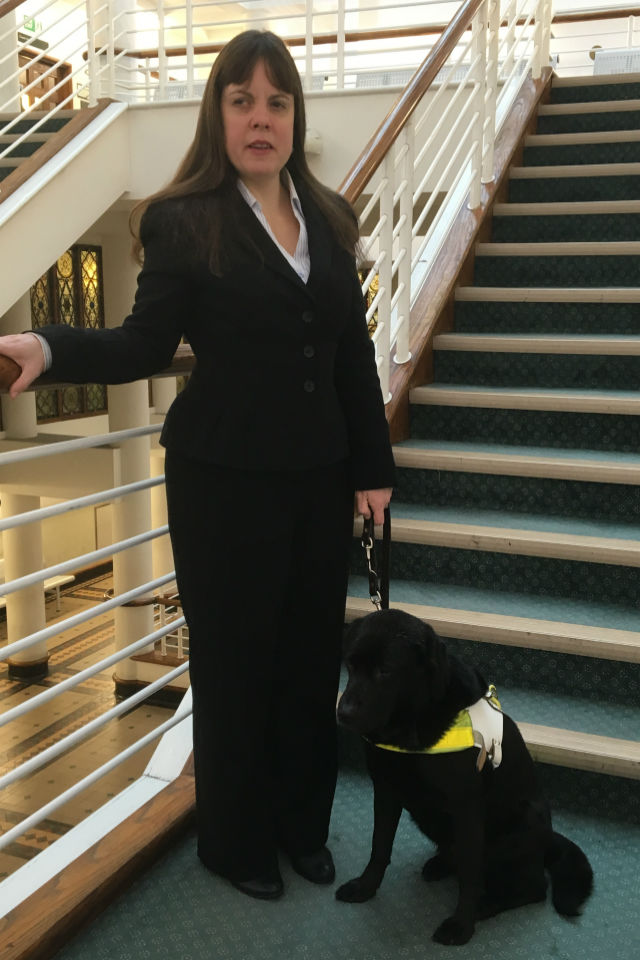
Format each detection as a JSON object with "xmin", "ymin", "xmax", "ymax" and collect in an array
[
  {"xmin": 337, "ymin": 0, "xmax": 346, "ymax": 91},
  {"xmin": 86, "ymin": 0, "xmax": 98, "ymax": 107},
  {"xmin": 394, "ymin": 122, "xmax": 414, "ymax": 365},
  {"xmin": 158, "ymin": 0, "xmax": 167, "ymax": 100},
  {"xmin": 305, "ymin": 0, "xmax": 314, "ymax": 92},
  {"xmin": 377, "ymin": 156, "xmax": 394, "ymax": 403},
  {"xmin": 469, "ymin": 1, "xmax": 488, "ymax": 209},
  {"xmin": 482, "ymin": 0, "xmax": 500, "ymax": 183}
]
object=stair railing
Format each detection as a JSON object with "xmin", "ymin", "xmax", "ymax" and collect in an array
[
  {"xmin": 339, "ymin": 0, "xmax": 552, "ymax": 403},
  {"xmin": 0, "ymin": 422, "xmax": 193, "ymax": 910},
  {"xmin": 0, "ymin": 0, "xmax": 128, "ymax": 163}
]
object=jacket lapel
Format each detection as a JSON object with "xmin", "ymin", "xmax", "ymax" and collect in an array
[
  {"xmin": 300, "ymin": 187, "xmax": 334, "ymax": 299},
  {"xmin": 232, "ymin": 187, "xmax": 309, "ymax": 291}
]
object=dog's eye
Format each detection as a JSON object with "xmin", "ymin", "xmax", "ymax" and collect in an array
[{"xmin": 374, "ymin": 667, "xmax": 391, "ymax": 681}]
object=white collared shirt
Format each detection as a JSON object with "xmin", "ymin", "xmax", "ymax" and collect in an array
[{"xmin": 237, "ymin": 171, "xmax": 310, "ymax": 283}]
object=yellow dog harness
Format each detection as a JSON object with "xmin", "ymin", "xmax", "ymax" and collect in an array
[{"xmin": 372, "ymin": 686, "xmax": 504, "ymax": 772}]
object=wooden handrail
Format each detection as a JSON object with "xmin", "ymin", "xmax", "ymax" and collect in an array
[
  {"xmin": 339, "ymin": 0, "xmax": 484, "ymax": 205},
  {"xmin": 0, "ymin": 0, "xmax": 31, "ymax": 19}
]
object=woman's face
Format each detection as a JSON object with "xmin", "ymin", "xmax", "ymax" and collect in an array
[{"xmin": 221, "ymin": 59, "xmax": 294, "ymax": 191}]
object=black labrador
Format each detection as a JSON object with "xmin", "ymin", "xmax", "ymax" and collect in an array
[{"xmin": 336, "ymin": 609, "xmax": 593, "ymax": 946}]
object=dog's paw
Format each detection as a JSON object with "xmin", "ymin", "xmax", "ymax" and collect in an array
[
  {"xmin": 422, "ymin": 854, "xmax": 452, "ymax": 882},
  {"xmin": 335, "ymin": 878, "xmax": 377, "ymax": 903},
  {"xmin": 432, "ymin": 917, "xmax": 475, "ymax": 946}
]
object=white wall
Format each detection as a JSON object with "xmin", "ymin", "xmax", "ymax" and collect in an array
[{"xmin": 125, "ymin": 87, "xmax": 400, "ymax": 196}]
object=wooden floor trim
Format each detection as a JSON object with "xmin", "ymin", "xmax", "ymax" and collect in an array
[
  {"xmin": 370, "ymin": 516, "xmax": 640, "ymax": 567},
  {"xmin": 0, "ymin": 773, "xmax": 195, "ymax": 960},
  {"xmin": 409, "ymin": 385, "xmax": 640, "ymax": 415},
  {"xmin": 433, "ymin": 333, "xmax": 640, "ymax": 354},
  {"xmin": 345, "ymin": 596, "xmax": 640, "ymax": 662},
  {"xmin": 392, "ymin": 445, "xmax": 640, "ymax": 485},
  {"xmin": 455, "ymin": 285, "xmax": 640, "ymax": 302}
]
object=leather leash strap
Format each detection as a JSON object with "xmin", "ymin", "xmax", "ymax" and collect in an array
[{"xmin": 361, "ymin": 507, "xmax": 390, "ymax": 611}]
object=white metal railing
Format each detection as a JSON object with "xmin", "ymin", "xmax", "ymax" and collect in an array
[
  {"xmin": 0, "ymin": 424, "xmax": 191, "ymax": 880},
  {"xmin": 348, "ymin": 0, "xmax": 552, "ymax": 401}
]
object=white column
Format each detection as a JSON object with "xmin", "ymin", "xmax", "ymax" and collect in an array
[
  {"xmin": 150, "ymin": 449, "xmax": 172, "ymax": 583},
  {"xmin": 150, "ymin": 378, "xmax": 175, "ymax": 586},
  {"xmin": 152, "ymin": 378, "xmax": 176, "ymax": 414},
  {"xmin": 1, "ymin": 295, "xmax": 47, "ymax": 679},
  {"xmin": 1, "ymin": 494, "xmax": 48, "ymax": 679},
  {"xmin": 101, "ymin": 222, "xmax": 154, "ymax": 692},
  {"xmin": 108, "ymin": 380, "xmax": 154, "ymax": 689}
]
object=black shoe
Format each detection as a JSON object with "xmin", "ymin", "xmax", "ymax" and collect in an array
[
  {"xmin": 290, "ymin": 846, "xmax": 335, "ymax": 884},
  {"xmin": 230, "ymin": 873, "xmax": 284, "ymax": 900}
]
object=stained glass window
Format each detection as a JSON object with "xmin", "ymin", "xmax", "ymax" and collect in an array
[{"xmin": 29, "ymin": 245, "xmax": 107, "ymax": 423}]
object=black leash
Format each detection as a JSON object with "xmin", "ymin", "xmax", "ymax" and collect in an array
[{"xmin": 361, "ymin": 507, "xmax": 390, "ymax": 611}]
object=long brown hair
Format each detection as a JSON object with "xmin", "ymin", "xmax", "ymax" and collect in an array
[{"xmin": 130, "ymin": 30, "xmax": 359, "ymax": 270}]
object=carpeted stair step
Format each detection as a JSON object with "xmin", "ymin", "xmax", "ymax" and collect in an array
[
  {"xmin": 491, "ymin": 202, "xmax": 640, "ymax": 242},
  {"xmin": 508, "ymin": 164, "xmax": 640, "ymax": 202},
  {"xmin": 523, "ymin": 130, "xmax": 640, "ymax": 167},
  {"xmin": 432, "ymin": 333, "xmax": 640, "ymax": 389},
  {"xmin": 549, "ymin": 74, "xmax": 640, "ymax": 104},
  {"xmin": 454, "ymin": 287, "xmax": 640, "ymax": 334},
  {"xmin": 392, "ymin": 441, "xmax": 640, "ymax": 525},
  {"xmin": 0, "ymin": 110, "xmax": 73, "ymax": 135},
  {"xmin": 0, "ymin": 164, "xmax": 17, "ymax": 182},
  {"xmin": 0, "ymin": 133, "xmax": 47, "ymax": 158},
  {"xmin": 345, "ymin": 589, "xmax": 640, "ymax": 663},
  {"xmin": 346, "ymin": 577, "xmax": 640, "ymax": 709},
  {"xmin": 474, "ymin": 241, "xmax": 640, "ymax": 286},
  {"xmin": 536, "ymin": 99, "xmax": 640, "ymax": 134},
  {"xmin": 350, "ymin": 520, "xmax": 640, "ymax": 612},
  {"xmin": 408, "ymin": 385, "xmax": 640, "ymax": 452},
  {"xmin": 346, "ymin": 576, "xmax": 640, "ymax": 710}
]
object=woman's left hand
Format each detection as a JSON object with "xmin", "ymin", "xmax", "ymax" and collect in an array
[{"xmin": 355, "ymin": 488, "xmax": 393, "ymax": 525}]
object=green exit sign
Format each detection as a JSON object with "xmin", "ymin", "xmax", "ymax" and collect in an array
[{"xmin": 23, "ymin": 17, "xmax": 42, "ymax": 33}]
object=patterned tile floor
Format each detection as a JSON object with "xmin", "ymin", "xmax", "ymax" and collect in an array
[{"xmin": 0, "ymin": 572, "xmax": 173, "ymax": 881}]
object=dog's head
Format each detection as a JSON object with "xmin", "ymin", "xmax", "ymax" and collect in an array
[{"xmin": 337, "ymin": 609, "xmax": 449, "ymax": 740}]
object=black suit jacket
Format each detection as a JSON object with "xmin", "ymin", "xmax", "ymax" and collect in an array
[{"xmin": 40, "ymin": 182, "xmax": 395, "ymax": 489}]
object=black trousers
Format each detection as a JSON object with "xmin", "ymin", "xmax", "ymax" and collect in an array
[{"xmin": 164, "ymin": 451, "xmax": 354, "ymax": 880}]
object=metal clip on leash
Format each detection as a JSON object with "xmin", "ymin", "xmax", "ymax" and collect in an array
[{"xmin": 361, "ymin": 507, "xmax": 391, "ymax": 612}]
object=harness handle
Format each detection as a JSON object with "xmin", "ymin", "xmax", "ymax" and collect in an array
[{"xmin": 361, "ymin": 507, "xmax": 391, "ymax": 611}]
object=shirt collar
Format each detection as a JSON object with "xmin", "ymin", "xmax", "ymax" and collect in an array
[{"xmin": 237, "ymin": 170, "xmax": 303, "ymax": 216}]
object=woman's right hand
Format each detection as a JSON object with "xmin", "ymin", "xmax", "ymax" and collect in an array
[{"xmin": 0, "ymin": 334, "xmax": 46, "ymax": 399}]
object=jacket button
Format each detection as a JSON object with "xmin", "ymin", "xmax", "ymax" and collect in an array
[
  {"xmin": 303, "ymin": 379, "xmax": 315, "ymax": 393},
  {"xmin": 303, "ymin": 345, "xmax": 315, "ymax": 358},
  {"xmin": 302, "ymin": 310, "xmax": 314, "ymax": 324}
]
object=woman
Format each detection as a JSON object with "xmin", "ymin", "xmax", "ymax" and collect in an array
[{"xmin": 0, "ymin": 30, "xmax": 394, "ymax": 899}]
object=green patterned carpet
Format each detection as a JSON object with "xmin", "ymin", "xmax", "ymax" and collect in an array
[{"xmin": 51, "ymin": 765, "xmax": 639, "ymax": 960}]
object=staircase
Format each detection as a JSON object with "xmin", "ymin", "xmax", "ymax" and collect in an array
[
  {"xmin": 347, "ymin": 72, "xmax": 640, "ymax": 819},
  {"xmin": 0, "ymin": 110, "xmax": 75, "ymax": 185}
]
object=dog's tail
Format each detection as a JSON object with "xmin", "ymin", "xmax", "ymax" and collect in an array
[{"xmin": 545, "ymin": 832, "xmax": 593, "ymax": 916}]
